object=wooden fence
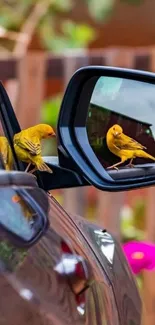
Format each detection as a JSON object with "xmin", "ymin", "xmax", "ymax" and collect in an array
[{"xmin": 1, "ymin": 47, "xmax": 155, "ymax": 325}]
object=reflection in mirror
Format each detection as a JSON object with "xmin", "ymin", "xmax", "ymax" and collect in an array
[
  {"xmin": 86, "ymin": 76, "xmax": 155, "ymax": 171},
  {"xmin": 0, "ymin": 187, "xmax": 48, "ymax": 270},
  {"xmin": 0, "ymin": 188, "xmax": 38, "ymax": 240},
  {"xmin": 0, "ymin": 188, "xmax": 47, "ymax": 246}
]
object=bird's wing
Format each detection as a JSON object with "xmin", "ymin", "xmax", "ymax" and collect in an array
[
  {"xmin": 115, "ymin": 133, "xmax": 147, "ymax": 151},
  {"xmin": 0, "ymin": 137, "xmax": 9, "ymax": 164},
  {"xmin": 1, "ymin": 144, "xmax": 8, "ymax": 164},
  {"xmin": 14, "ymin": 135, "xmax": 41, "ymax": 156}
]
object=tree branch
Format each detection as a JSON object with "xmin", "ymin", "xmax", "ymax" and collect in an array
[{"xmin": 13, "ymin": 0, "xmax": 53, "ymax": 55}]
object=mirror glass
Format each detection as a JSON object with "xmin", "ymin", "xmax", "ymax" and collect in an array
[
  {"xmin": 0, "ymin": 188, "xmax": 46, "ymax": 244},
  {"xmin": 86, "ymin": 76, "xmax": 155, "ymax": 170}
]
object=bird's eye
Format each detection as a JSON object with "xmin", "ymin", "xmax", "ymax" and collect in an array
[{"xmin": 113, "ymin": 127, "xmax": 115, "ymax": 131}]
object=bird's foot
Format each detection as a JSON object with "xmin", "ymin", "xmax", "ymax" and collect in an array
[
  {"xmin": 28, "ymin": 168, "xmax": 36, "ymax": 174},
  {"xmin": 27, "ymin": 168, "xmax": 37, "ymax": 179},
  {"xmin": 25, "ymin": 163, "xmax": 31, "ymax": 173},
  {"xmin": 126, "ymin": 164, "xmax": 135, "ymax": 168},
  {"xmin": 107, "ymin": 166, "xmax": 119, "ymax": 171}
]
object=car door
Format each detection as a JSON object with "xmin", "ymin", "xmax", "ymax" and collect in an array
[
  {"xmin": 0, "ymin": 188, "xmax": 117, "ymax": 325},
  {"xmin": 47, "ymin": 194, "xmax": 141, "ymax": 325}
]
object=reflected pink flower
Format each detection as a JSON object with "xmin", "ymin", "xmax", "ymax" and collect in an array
[{"xmin": 123, "ymin": 241, "xmax": 155, "ymax": 274}]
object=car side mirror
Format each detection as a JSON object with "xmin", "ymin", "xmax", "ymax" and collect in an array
[
  {"xmin": 55, "ymin": 66, "xmax": 155, "ymax": 192},
  {"xmin": 1, "ymin": 68, "xmax": 155, "ymax": 192},
  {"xmin": 0, "ymin": 171, "xmax": 49, "ymax": 249}
]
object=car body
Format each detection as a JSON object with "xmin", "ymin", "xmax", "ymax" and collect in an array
[
  {"xmin": 0, "ymin": 68, "xmax": 147, "ymax": 324},
  {"xmin": 0, "ymin": 173, "xmax": 141, "ymax": 325}
]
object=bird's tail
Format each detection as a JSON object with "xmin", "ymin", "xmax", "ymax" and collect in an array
[
  {"xmin": 137, "ymin": 150, "xmax": 155, "ymax": 161},
  {"xmin": 36, "ymin": 162, "xmax": 53, "ymax": 173}
]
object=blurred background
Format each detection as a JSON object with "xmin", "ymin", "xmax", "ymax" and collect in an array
[{"xmin": 0, "ymin": 0, "xmax": 155, "ymax": 324}]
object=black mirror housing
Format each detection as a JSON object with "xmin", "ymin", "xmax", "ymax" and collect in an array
[{"xmin": 57, "ymin": 66, "xmax": 155, "ymax": 192}]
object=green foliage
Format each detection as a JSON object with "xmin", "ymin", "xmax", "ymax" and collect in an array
[
  {"xmin": 0, "ymin": 240, "xmax": 27, "ymax": 271},
  {"xmin": 0, "ymin": 0, "xmax": 35, "ymax": 30},
  {"xmin": 63, "ymin": 20, "xmax": 96, "ymax": 47},
  {"xmin": 41, "ymin": 20, "xmax": 96, "ymax": 52},
  {"xmin": 0, "ymin": 0, "xmax": 143, "ymax": 51},
  {"xmin": 41, "ymin": 94, "xmax": 62, "ymax": 155},
  {"xmin": 0, "ymin": 241, "xmax": 13, "ymax": 260},
  {"xmin": 51, "ymin": 0, "xmax": 73, "ymax": 12},
  {"xmin": 85, "ymin": 0, "xmax": 115, "ymax": 21},
  {"xmin": 132, "ymin": 198, "xmax": 146, "ymax": 231},
  {"xmin": 85, "ymin": 0, "xmax": 143, "ymax": 21},
  {"xmin": 41, "ymin": 94, "xmax": 62, "ymax": 127},
  {"xmin": 121, "ymin": 200, "xmax": 145, "ymax": 242}
]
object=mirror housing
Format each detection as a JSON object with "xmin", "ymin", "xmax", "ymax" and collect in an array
[{"xmin": 55, "ymin": 66, "xmax": 155, "ymax": 192}]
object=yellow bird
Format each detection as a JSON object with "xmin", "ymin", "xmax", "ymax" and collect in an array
[
  {"xmin": 0, "ymin": 136, "xmax": 13, "ymax": 170},
  {"xmin": 106, "ymin": 124, "xmax": 155, "ymax": 170},
  {"xmin": 13, "ymin": 124, "xmax": 56, "ymax": 174}
]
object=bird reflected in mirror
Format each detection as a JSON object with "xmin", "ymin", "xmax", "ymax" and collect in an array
[
  {"xmin": 12, "ymin": 194, "xmax": 35, "ymax": 222},
  {"xmin": 0, "ymin": 136, "xmax": 13, "ymax": 170},
  {"xmin": 106, "ymin": 124, "xmax": 155, "ymax": 170},
  {"xmin": 13, "ymin": 124, "xmax": 56, "ymax": 174}
]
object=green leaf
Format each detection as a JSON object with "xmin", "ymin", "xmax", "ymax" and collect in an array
[
  {"xmin": 86, "ymin": 0, "xmax": 115, "ymax": 21},
  {"xmin": 62, "ymin": 20, "xmax": 96, "ymax": 45},
  {"xmin": 51, "ymin": 0, "xmax": 73, "ymax": 12},
  {"xmin": 41, "ymin": 19, "xmax": 96, "ymax": 52}
]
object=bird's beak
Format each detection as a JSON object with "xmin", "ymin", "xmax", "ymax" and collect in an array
[
  {"xmin": 48, "ymin": 131, "xmax": 56, "ymax": 138},
  {"xmin": 115, "ymin": 131, "xmax": 121, "ymax": 136}
]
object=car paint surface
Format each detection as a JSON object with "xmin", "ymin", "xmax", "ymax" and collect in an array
[{"xmin": 0, "ymin": 189, "xmax": 141, "ymax": 325}]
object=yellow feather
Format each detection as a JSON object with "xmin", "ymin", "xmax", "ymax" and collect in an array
[
  {"xmin": 13, "ymin": 124, "xmax": 55, "ymax": 173},
  {"xmin": 0, "ymin": 136, "xmax": 13, "ymax": 170}
]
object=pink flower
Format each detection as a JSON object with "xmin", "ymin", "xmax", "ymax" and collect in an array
[{"xmin": 123, "ymin": 241, "xmax": 155, "ymax": 274}]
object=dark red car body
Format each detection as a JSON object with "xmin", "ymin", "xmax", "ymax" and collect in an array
[{"xmin": 0, "ymin": 176, "xmax": 141, "ymax": 325}]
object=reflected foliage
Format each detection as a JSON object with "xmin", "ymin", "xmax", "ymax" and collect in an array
[{"xmin": 0, "ymin": 240, "xmax": 27, "ymax": 271}]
